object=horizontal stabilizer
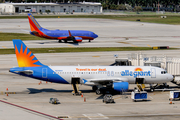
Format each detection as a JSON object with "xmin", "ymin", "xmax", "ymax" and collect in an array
[
  {"xmin": 19, "ymin": 70, "xmax": 33, "ymax": 75},
  {"xmin": 9, "ymin": 67, "xmax": 33, "ymax": 75}
]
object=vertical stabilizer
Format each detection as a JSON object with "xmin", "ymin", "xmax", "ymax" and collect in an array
[
  {"xmin": 27, "ymin": 13, "xmax": 42, "ymax": 32},
  {"xmin": 12, "ymin": 39, "xmax": 44, "ymax": 67}
]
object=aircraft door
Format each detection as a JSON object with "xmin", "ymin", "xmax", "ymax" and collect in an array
[
  {"xmin": 135, "ymin": 78, "xmax": 144, "ymax": 84},
  {"xmin": 151, "ymin": 68, "xmax": 156, "ymax": 78},
  {"xmin": 107, "ymin": 71, "xmax": 110, "ymax": 76},
  {"xmin": 42, "ymin": 68, "xmax": 47, "ymax": 78},
  {"xmin": 111, "ymin": 71, "xmax": 114, "ymax": 76},
  {"xmin": 71, "ymin": 77, "xmax": 80, "ymax": 84}
]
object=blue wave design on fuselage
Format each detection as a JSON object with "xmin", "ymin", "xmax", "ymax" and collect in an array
[{"xmin": 9, "ymin": 66, "xmax": 69, "ymax": 84}]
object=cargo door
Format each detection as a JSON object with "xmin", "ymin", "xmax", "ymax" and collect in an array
[{"xmin": 42, "ymin": 68, "xmax": 47, "ymax": 78}]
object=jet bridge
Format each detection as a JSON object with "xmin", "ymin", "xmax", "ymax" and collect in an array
[{"xmin": 110, "ymin": 59, "xmax": 132, "ymax": 66}]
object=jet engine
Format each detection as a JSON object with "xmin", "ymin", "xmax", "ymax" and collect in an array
[
  {"xmin": 112, "ymin": 82, "xmax": 129, "ymax": 92},
  {"xmin": 74, "ymin": 37, "xmax": 82, "ymax": 42}
]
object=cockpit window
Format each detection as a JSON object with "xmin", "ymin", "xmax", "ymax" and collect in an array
[{"xmin": 161, "ymin": 71, "xmax": 167, "ymax": 74}]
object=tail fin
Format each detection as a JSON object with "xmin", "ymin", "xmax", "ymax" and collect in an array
[
  {"xmin": 27, "ymin": 13, "xmax": 42, "ymax": 32},
  {"xmin": 13, "ymin": 39, "xmax": 44, "ymax": 67}
]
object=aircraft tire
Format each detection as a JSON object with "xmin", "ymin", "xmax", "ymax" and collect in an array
[
  {"xmin": 150, "ymin": 88, "xmax": 154, "ymax": 92},
  {"xmin": 92, "ymin": 86, "xmax": 98, "ymax": 92},
  {"xmin": 96, "ymin": 89, "xmax": 101, "ymax": 95},
  {"xmin": 58, "ymin": 40, "xmax": 62, "ymax": 43}
]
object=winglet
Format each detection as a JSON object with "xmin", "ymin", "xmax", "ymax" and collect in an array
[
  {"xmin": 12, "ymin": 39, "xmax": 44, "ymax": 67},
  {"xmin": 27, "ymin": 13, "xmax": 42, "ymax": 32}
]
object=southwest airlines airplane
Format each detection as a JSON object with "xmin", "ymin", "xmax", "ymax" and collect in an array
[
  {"xmin": 27, "ymin": 13, "xmax": 98, "ymax": 43},
  {"xmin": 10, "ymin": 40, "xmax": 173, "ymax": 94}
]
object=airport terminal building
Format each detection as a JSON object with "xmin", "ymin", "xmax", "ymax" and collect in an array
[{"xmin": 0, "ymin": 2, "xmax": 102, "ymax": 14}]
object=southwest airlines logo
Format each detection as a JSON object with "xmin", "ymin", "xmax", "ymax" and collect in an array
[{"xmin": 121, "ymin": 68, "xmax": 151, "ymax": 78}]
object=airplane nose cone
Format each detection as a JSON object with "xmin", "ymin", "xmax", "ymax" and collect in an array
[
  {"xmin": 169, "ymin": 74, "xmax": 174, "ymax": 81},
  {"xmin": 94, "ymin": 34, "xmax": 98, "ymax": 38}
]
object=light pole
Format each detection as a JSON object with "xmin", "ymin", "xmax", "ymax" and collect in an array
[{"xmin": 158, "ymin": 0, "xmax": 159, "ymax": 12}]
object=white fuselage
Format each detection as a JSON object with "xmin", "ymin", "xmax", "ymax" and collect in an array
[{"xmin": 49, "ymin": 66, "xmax": 173, "ymax": 85}]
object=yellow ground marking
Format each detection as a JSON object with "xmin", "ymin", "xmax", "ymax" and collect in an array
[
  {"xmin": 118, "ymin": 42, "xmax": 130, "ymax": 44},
  {"xmin": 119, "ymin": 42, "xmax": 138, "ymax": 47},
  {"xmin": 5, "ymin": 92, "xmax": 16, "ymax": 94},
  {"xmin": 171, "ymin": 45, "xmax": 180, "ymax": 48},
  {"xmin": 92, "ymin": 56, "xmax": 100, "ymax": 57},
  {"xmin": 131, "ymin": 44, "xmax": 138, "ymax": 47},
  {"xmin": 2, "ymin": 46, "xmax": 7, "ymax": 48},
  {"xmin": 67, "ymin": 45, "xmax": 74, "ymax": 48},
  {"xmin": 147, "ymin": 44, "xmax": 151, "ymax": 47}
]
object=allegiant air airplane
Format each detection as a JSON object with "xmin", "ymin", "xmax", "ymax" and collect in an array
[
  {"xmin": 9, "ymin": 40, "xmax": 173, "ymax": 94},
  {"xmin": 27, "ymin": 13, "xmax": 98, "ymax": 43}
]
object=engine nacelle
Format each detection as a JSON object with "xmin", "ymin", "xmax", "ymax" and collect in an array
[
  {"xmin": 112, "ymin": 82, "xmax": 129, "ymax": 92},
  {"xmin": 75, "ymin": 37, "xmax": 82, "ymax": 42},
  {"xmin": 76, "ymin": 40, "xmax": 82, "ymax": 42}
]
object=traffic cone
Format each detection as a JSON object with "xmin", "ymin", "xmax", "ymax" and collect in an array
[
  {"xmin": 169, "ymin": 98, "xmax": 173, "ymax": 104},
  {"xmin": 46, "ymin": 81, "xmax": 48, "ymax": 84},
  {"xmin": 7, "ymin": 93, "xmax": 8, "ymax": 96},
  {"xmin": 6, "ymin": 88, "xmax": 8, "ymax": 91},
  {"xmin": 81, "ymin": 93, "xmax": 83, "ymax": 98},
  {"xmin": 84, "ymin": 97, "xmax": 86, "ymax": 102}
]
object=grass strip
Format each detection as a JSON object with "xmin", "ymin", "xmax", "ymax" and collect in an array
[
  {"xmin": 0, "ymin": 33, "xmax": 45, "ymax": 41},
  {"xmin": 1, "ymin": 14, "xmax": 180, "ymax": 24},
  {"xmin": 0, "ymin": 47, "xmax": 175, "ymax": 55}
]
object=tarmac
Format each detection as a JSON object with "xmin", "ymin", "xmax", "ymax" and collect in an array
[
  {"xmin": 1, "ymin": 18, "xmax": 180, "ymax": 120},
  {"xmin": 0, "ymin": 18, "xmax": 180, "ymax": 48}
]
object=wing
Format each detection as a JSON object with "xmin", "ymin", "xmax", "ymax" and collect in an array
[{"xmin": 83, "ymin": 77, "xmax": 128, "ymax": 85}]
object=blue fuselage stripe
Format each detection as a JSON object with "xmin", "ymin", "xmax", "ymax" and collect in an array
[{"xmin": 9, "ymin": 66, "xmax": 69, "ymax": 84}]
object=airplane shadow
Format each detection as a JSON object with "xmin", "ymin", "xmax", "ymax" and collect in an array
[
  {"xmin": 65, "ymin": 42, "xmax": 79, "ymax": 45},
  {"xmin": 38, "ymin": 41, "xmax": 80, "ymax": 45},
  {"xmin": 133, "ymin": 99, "xmax": 152, "ymax": 102},
  {"xmin": 27, "ymin": 88, "xmax": 71, "ymax": 94},
  {"xmin": 27, "ymin": 88, "xmax": 93, "ymax": 94},
  {"xmin": 36, "ymin": 40, "xmax": 88, "ymax": 46}
]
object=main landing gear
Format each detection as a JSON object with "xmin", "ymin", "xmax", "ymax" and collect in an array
[
  {"xmin": 92, "ymin": 86, "xmax": 101, "ymax": 95},
  {"xmin": 96, "ymin": 89, "xmax": 101, "ymax": 95}
]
